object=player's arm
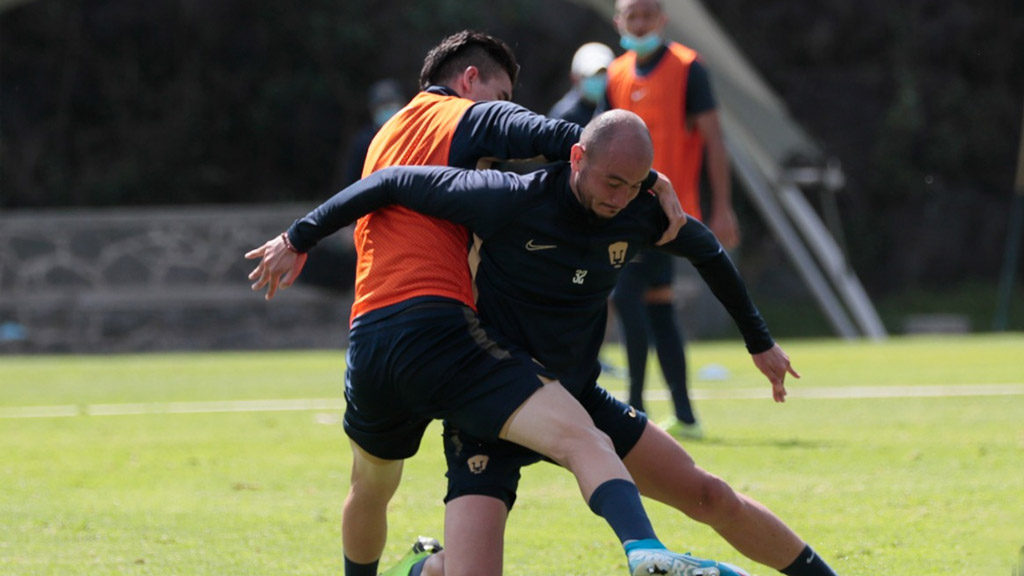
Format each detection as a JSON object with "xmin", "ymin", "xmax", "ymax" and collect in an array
[
  {"xmin": 648, "ymin": 172, "xmax": 686, "ymax": 245},
  {"xmin": 454, "ymin": 102, "xmax": 686, "ymax": 239},
  {"xmin": 246, "ymin": 166, "xmax": 520, "ymax": 299},
  {"xmin": 302, "ymin": 166, "xmax": 515, "ymax": 241},
  {"xmin": 659, "ymin": 218, "xmax": 797, "ymax": 399},
  {"xmin": 687, "ymin": 61, "xmax": 739, "ymax": 249},
  {"xmin": 693, "ymin": 110, "xmax": 738, "ymax": 249},
  {"xmin": 245, "ymin": 166, "xmax": 481, "ymax": 299},
  {"xmin": 657, "ymin": 218, "xmax": 765, "ymax": 346},
  {"xmin": 450, "ymin": 101, "xmax": 581, "ymax": 166}
]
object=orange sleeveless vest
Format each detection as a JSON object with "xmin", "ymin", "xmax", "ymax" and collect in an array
[
  {"xmin": 607, "ymin": 43, "xmax": 705, "ymax": 218},
  {"xmin": 350, "ymin": 91, "xmax": 477, "ymax": 323}
]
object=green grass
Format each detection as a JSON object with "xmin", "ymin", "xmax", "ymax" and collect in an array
[{"xmin": 2, "ymin": 335, "xmax": 1023, "ymax": 575}]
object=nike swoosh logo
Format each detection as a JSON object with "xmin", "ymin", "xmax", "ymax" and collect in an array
[{"xmin": 525, "ymin": 239, "xmax": 557, "ymax": 251}]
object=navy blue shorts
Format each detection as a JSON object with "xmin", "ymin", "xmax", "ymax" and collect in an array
[
  {"xmin": 343, "ymin": 300, "xmax": 549, "ymax": 460},
  {"xmin": 443, "ymin": 382, "xmax": 649, "ymax": 509}
]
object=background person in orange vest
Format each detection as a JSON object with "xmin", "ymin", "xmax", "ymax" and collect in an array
[{"xmin": 607, "ymin": 0, "xmax": 740, "ymax": 440}]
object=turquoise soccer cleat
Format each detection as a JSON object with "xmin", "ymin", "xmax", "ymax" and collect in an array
[{"xmin": 627, "ymin": 548, "xmax": 750, "ymax": 576}]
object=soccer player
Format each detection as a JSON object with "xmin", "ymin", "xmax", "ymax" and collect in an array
[
  {"xmin": 246, "ymin": 31, "xmax": 722, "ymax": 576},
  {"xmin": 260, "ymin": 110, "xmax": 838, "ymax": 576},
  {"xmin": 608, "ymin": 0, "xmax": 742, "ymax": 440}
]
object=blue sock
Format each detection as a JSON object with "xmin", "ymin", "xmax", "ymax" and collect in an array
[
  {"xmin": 344, "ymin": 555, "xmax": 377, "ymax": 576},
  {"xmin": 409, "ymin": 558, "xmax": 427, "ymax": 576},
  {"xmin": 587, "ymin": 478, "xmax": 658, "ymax": 544}
]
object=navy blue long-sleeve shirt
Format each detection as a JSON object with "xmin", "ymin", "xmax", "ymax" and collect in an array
[
  {"xmin": 432, "ymin": 85, "xmax": 582, "ymax": 169},
  {"xmin": 290, "ymin": 163, "xmax": 772, "ymax": 396}
]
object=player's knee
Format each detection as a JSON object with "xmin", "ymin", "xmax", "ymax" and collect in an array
[
  {"xmin": 687, "ymin": 473, "xmax": 741, "ymax": 523},
  {"xmin": 347, "ymin": 472, "xmax": 400, "ymax": 507},
  {"xmin": 556, "ymin": 421, "xmax": 616, "ymax": 465}
]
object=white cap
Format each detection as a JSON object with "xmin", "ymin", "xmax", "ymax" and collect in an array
[{"xmin": 571, "ymin": 42, "xmax": 615, "ymax": 78}]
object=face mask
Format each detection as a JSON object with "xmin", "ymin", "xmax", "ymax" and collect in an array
[
  {"xmin": 619, "ymin": 32, "xmax": 661, "ymax": 58},
  {"xmin": 373, "ymin": 104, "xmax": 402, "ymax": 128},
  {"xmin": 580, "ymin": 74, "xmax": 607, "ymax": 103}
]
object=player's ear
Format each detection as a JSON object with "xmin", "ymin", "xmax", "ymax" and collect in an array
[
  {"xmin": 459, "ymin": 66, "xmax": 479, "ymax": 92},
  {"xmin": 570, "ymin": 143, "xmax": 585, "ymax": 168}
]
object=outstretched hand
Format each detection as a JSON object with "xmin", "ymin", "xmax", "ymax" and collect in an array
[
  {"xmin": 752, "ymin": 344, "xmax": 800, "ymax": 403},
  {"xmin": 244, "ymin": 234, "xmax": 307, "ymax": 300},
  {"xmin": 650, "ymin": 172, "xmax": 688, "ymax": 245}
]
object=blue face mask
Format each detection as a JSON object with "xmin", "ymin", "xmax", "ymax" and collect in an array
[
  {"xmin": 619, "ymin": 32, "xmax": 661, "ymax": 58},
  {"xmin": 373, "ymin": 104, "xmax": 402, "ymax": 128},
  {"xmin": 580, "ymin": 73, "xmax": 607, "ymax": 103}
]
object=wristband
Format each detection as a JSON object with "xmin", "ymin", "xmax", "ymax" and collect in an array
[{"xmin": 281, "ymin": 232, "xmax": 300, "ymax": 254}]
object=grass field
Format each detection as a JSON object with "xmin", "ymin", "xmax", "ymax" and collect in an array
[{"xmin": 2, "ymin": 335, "xmax": 1023, "ymax": 575}]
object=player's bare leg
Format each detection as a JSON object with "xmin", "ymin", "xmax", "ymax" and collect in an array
[
  {"xmin": 343, "ymin": 440, "xmax": 403, "ymax": 568},
  {"xmin": 499, "ymin": 380, "xmax": 751, "ymax": 576},
  {"xmin": 418, "ymin": 494, "xmax": 507, "ymax": 576},
  {"xmin": 499, "ymin": 379, "xmax": 629, "ymax": 498},
  {"xmin": 624, "ymin": 422, "xmax": 807, "ymax": 569}
]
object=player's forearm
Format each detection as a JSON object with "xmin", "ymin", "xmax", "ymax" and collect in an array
[
  {"xmin": 705, "ymin": 134, "xmax": 733, "ymax": 214},
  {"xmin": 693, "ymin": 251, "xmax": 773, "ymax": 354},
  {"xmin": 692, "ymin": 110, "xmax": 732, "ymax": 214},
  {"xmin": 454, "ymin": 101, "xmax": 582, "ymax": 165},
  {"xmin": 287, "ymin": 168, "xmax": 408, "ymax": 252}
]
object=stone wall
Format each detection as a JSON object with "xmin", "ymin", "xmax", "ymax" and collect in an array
[{"xmin": 0, "ymin": 205, "xmax": 353, "ymax": 354}]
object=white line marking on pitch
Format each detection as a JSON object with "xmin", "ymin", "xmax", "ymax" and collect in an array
[
  {"xmin": 648, "ymin": 383, "xmax": 1024, "ymax": 401},
  {"xmin": 1, "ymin": 384, "xmax": 1022, "ymax": 419},
  {"xmin": 0, "ymin": 398, "xmax": 344, "ymax": 419}
]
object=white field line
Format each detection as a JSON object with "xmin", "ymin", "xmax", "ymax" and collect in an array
[
  {"xmin": 0, "ymin": 398, "xmax": 344, "ymax": 419},
  {"xmin": 687, "ymin": 383, "xmax": 1024, "ymax": 401},
  {"xmin": 1, "ymin": 384, "xmax": 1022, "ymax": 420}
]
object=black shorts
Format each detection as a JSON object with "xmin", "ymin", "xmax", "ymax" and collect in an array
[
  {"xmin": 443, "ymin": 382, "xmax": 649, "ymax": 509},
  {"xmin": 343, "ymin": 300, "xmax": 549, "ymax": 460}
]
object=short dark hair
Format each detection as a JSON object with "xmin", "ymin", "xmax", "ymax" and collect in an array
[{"xmin": 418, "ymin": 30, "xmax": 520, "ymax": 90}]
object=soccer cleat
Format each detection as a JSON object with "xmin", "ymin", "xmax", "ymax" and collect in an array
[
  {"xmin": 378, "ymin": 536, "xmax": 443, "ymax": 576},
  {"xmin": 627, "ymin": 549, "xmax": 750, "ymax": 576},
  {"xmin": 661, "ymin": 417, "xmax": 704, "ymax": 441}
]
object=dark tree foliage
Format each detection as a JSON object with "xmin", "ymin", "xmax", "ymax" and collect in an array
[
  {"xmin": 0, "ymin": 0, "xmax": 614, "ymax": 207},
  {"xmin": 704, "ymin": 0, "xmax": 1024, "ymax": 290},
  {"xmin": 2, "ymin": 0, "xmax": 1022, "ymax": 292}
]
